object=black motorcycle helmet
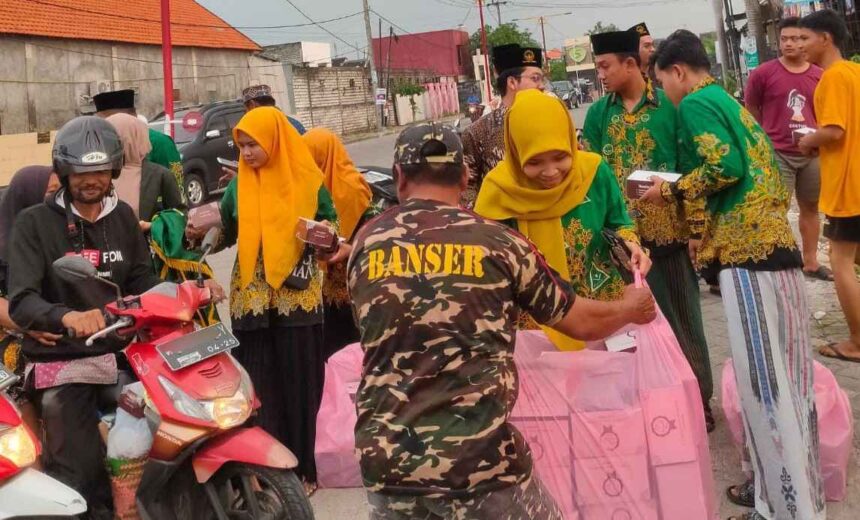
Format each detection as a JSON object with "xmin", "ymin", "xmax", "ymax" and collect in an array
[{"xmin": 52, "ymin": 116, "xmax": 124, "ymax": 184}]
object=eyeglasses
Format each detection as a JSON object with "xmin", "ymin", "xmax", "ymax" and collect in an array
[{"xmin": 519, "ymin": 73, "xmax": 547, "ymax": 85}]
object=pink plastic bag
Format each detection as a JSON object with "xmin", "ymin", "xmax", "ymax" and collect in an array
[
  {"xmin": 721, "ymin": 359, "xmax": 854, "ymax": 501},
  {"xmin": 315, "ymin": 344, "xmax": 363, "ymax": 488}
]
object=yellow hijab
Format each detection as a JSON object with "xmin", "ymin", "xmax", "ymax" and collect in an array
[
  {"xmin": 234, "ymin": 107, "xmax": 324, "ymax": 289},
  {"xmin": 474, "ymin": 90, "xmax": 602, "ymax": 350},
  {"xmin": 302, "ymin": 128, "xmax": 372, "ymax": 240}
]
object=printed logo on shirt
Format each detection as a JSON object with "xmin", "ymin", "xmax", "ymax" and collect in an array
[
  {"xmin": 367, "ymin": 244, "xmax": 486, "ymax": 280},
  {"xmin": 787, "ymin": 89, "xmax": 807, "ymax": 123},
  {"xmin": 65, "ymin": 249, "xmax": 125, "ymax": 268}
]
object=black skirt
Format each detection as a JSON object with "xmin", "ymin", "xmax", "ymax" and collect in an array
[
  {"xmin": 233, "ymin": 325, "xmax": 325, "ymax": 483},
  {"xmin": 323, "ymin": 302, "xmax": 360, "ymax": 360}
]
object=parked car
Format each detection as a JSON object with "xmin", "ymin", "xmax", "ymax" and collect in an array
[
  {"xmin": 551, "ymin": 80, "xmax": 580, "ymax": 109},
  {"xmin": 150, "ymin": 101, "xmax": 245, "ymax": 206}
]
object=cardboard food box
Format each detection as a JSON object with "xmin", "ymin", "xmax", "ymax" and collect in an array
[
  {"xmin": 792, "ymin": 126, "xmax": 816, "ymax": 144},
  {"xmin": 578, "ymin": 498, "xmax": 659, "ymax": 520},
  {"xmin": 640, "ymin": 386, "xmax": 697, "ymax": 466},
  {"xmin": 626, "ymin": 171, "xmax": 682, "ymax": 200},
  {"xmin": 571, "ymin": 408, "xmax": 648, "ymax": 460},
  {"xmin": 187, "ymin": 201, "xmax": 222, "ymax": 231},
  {"xmin": 573, "ymin": 453, "xmax": 651, "ymax": 506},
  {"xmin": 296, "ymin": 218, "xmax": 339, "ymax": 252}
]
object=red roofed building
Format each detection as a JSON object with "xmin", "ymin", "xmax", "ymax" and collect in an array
[{"xmin": 0, "ymin": 0, "xmax": 264, "ymax": 133}]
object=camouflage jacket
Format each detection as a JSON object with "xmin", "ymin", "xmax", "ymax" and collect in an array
[
  {"xmin": 348, "ymin": 199, "xmax": 575, "ymax": 497},
  {"xmin": 461, "ymin": 106, "xmax": 507, "ymax": 208}
]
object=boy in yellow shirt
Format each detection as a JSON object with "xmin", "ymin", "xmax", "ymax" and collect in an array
[{"xmin": 799, "ymin": 9, "xmax": 860, "ymax": 363}]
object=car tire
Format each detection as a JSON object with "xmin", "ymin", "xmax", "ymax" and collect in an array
[{"xmin": 184, "ymin": 173, "xmax": 208, "ymax": 207}]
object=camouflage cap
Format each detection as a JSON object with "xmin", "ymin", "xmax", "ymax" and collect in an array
[
  {"xmin": 242, "ymin": 84, "xmax": 273, "ymax": 103},
  {"xmin": 394, "ymin": 122, "xmax": 463, "ymax": 166}
]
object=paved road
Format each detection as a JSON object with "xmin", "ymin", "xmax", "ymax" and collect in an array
[{"xmin": 207, "ymin": 109, "xmax": 859, "ymax": 519}]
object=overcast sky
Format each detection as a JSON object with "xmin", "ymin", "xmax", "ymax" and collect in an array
[{"xmin": 199, "ymin": 0, "xmax": 742, "ymax": 57}]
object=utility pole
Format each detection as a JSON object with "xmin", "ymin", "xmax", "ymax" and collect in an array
[
  {"xmin": 486, "ymin": 1, "xmax": 507, "ymax": 24},
  {"xmin": 710, "ymin": 0, "xmax": 729, "ymax": 85},
  {"xmin": 361, "ymin": 0, "xmax": 382, "ymax": 129},
  {"xmin": 744, "ymin": 0, "xmax": 768, "ymax": 69},
  {"xmin": 539, "ymin": 16, "xmax": 548, "ymax": 68},
  {"xmin": 477, "ymin": 0, "xmax": 493, "ymax": 101},
  {"xmin": 160, "ymin": 0, "xmax": 174, "ymax": 138},
  {"xmin": 512, "ymin": 12, "xmax": 572, "ymax": 71}
]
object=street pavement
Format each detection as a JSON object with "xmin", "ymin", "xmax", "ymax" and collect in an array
[{"xmin": 207, "ymin": 106, "xmax": 859, "ymax": 518}]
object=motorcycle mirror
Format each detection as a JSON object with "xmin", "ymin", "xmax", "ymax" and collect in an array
[
  {"xmin": 52, "ymin": 255, "xmax": 98, "ymax": 282},
  {"xmin": 201, "ymin": 227, "xmax": 221, "ymax": 257},
  {"xmin": 52, "ymin": 256, "xmax": 125, "ymax": 306}
]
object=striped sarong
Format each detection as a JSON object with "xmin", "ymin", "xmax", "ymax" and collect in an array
[{"xmin": 720, "ymin": 268, "xmax": 825, "ymax": 520}]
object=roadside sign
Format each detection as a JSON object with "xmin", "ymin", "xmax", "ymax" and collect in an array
[
  {"xmin": 375, "ymin": 88, "xmax": 387, "ymax": 106},
  {"xmin": 182, "ymin": 111, "xmax": 204, "ymax": 132}
]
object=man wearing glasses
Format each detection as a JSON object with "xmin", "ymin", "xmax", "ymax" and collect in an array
[
  {"xmin": 461, "ymin": 43, "xmax": 546, "ymax": 208},
  {"xmin": 745, "ymin": 17, "xmax": 829, "ymax": 281}
]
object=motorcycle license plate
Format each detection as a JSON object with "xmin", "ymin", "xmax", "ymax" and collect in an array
[
  {"xmin": 0, "ymin": 365, "xmax": 15, "ymax": 392},
  {"xmin": 157, "ymin": 322, "xmax": 239, "ymax": 371}
]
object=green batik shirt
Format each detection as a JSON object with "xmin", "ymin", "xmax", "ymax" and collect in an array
[
  {"xmin": 348, "ymin": 199, "xmax": 575, "ymax": 497},
  {"xmin": 583, "ymin": 82, "xmax": 704, "ymax": 254},
  {"xmin": 219, "ymin": 178, "xmax": 338, "ymax": 330},
  {"xmin": 662, "ymin": 78, "xmax": 800, "ymax": 282},
  {"xmin": 505, "ymin": 163, "xmax": 638, "ymax": 302}
]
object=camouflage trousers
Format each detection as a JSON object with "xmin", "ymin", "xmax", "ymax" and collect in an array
[{"xmin": 366, "ymin": 476, "xmax": 563, "ymax": 520}]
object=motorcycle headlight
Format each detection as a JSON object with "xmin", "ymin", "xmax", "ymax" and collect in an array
[
  {"xmin": 157, "ymin": 368, "xmax": 253, "ymax": 429},
  {"xmin": 208, "ymin": 361, "xmax": 253, "ymax": 428},
  {"xmin": 0, "ymin": 424, "xmax": 37, "ymax": 468}
]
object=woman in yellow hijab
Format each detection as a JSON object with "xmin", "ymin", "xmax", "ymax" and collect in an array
[
  {"xmin": 303, "ymin": 128, "xmax": 373, "ymax": 359},
  {"xmin": 475, "ymin": 90, "xmax": 650, "ymax": 350},
  {"xmin": 216, "ymin": 107, "xmax": 341, "ymax": 494}
]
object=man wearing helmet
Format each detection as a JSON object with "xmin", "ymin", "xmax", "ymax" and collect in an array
[{"xmin": 5, "ymin": 116, "xmax": 224, "ymax": 517}]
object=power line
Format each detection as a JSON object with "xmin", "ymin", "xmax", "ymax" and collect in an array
[
  {"xmin": 507, "ymin": 0, "xmax": 689, "ymax": 8},
  {"xmin": 282, "ymin": 0, "xmax": 361, "ymax": 51},
  {"xmin": 369, "ymin": 9, "xmax": 457, "ymax": 50},
  {"xmin": 24, "ymin": 0, "xmax": 363, "ymax": 30}
]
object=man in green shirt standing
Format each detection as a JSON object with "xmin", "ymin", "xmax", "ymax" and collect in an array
[
  {"xmin": 582, "ymin": 30, "xmax": 713, "ymax": 430},
  {"xmin": 642, "ymin": 30, "xmax": 824, "ymax": 520}
]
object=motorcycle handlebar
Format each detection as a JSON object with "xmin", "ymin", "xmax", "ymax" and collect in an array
[{"xmin": 84, "ymin": 316, "xmax": 135, "ymax": 347}]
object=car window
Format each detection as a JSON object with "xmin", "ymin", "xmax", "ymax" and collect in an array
[
  {"xmin": 225, "ymin": 111, "xmax": 244, "ymax": 130},
  {"xmin": 207, "ymin": 115, "xmax": 229, "ymax": 134}
]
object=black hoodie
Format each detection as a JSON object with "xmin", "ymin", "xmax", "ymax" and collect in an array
[{"xmin": 8, "ymin": 190, "xmax": 161, "ymax": 362}]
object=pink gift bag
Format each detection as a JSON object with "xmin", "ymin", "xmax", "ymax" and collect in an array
[
  {"xmin": 721, "ymin": 359, "xmax": 854, "ymax": 501},
  {"xmin": 315, "ymin": 343, "xmax": 364, "ymax": 488}
]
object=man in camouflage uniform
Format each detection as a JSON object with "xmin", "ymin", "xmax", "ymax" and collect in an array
[
  {"xmin": 347, "ymin": 122, "xmax": 657, "ymax": 519},
  {"xmin": 461, "ymin": 44, "xmax": 547, "ymax": 208}
]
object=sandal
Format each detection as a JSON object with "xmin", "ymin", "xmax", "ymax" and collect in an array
[
  {"xmin": 726, "ymin": 479, "xmax": 755, "ymax": 508},
  {"xmin": 704, "ymin": 403, "xmax": 716, "ymax": 433},
  {"xmin": 819, "ymin": 343, "xmax": 860, "ymax": 364},
  {"xmin": 303, "ymin": 480, "xmax": 318, "ymax": 497},
  {"xmin": 804, "ymin": 265, "xmax": 834, "ymax": 281}
]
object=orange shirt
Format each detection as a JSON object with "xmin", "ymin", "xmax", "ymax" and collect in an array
[{"xmin": 814, "ymin": 60, "xmax": 860, "ymax": 217}]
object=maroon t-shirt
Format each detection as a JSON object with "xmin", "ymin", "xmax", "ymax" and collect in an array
[{"xmin": 745, "ymin": 59, "xmax": 822, "ymax": 155}]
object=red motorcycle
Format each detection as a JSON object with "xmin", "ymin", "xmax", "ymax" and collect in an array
[
  {"xmin": 52, "ymin": 230, "xmax": 313, "ymax": 520},
  {"xmin": 0, "ymin": 365, "xmax": 87, "ymax": 518}
]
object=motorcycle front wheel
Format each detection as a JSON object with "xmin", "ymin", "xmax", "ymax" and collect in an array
[{"xmin": 204, "ymin": 462, "xmax": 313, "ymax": 520}]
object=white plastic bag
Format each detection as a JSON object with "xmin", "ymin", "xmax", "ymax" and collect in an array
[{"xmin": 107, "ymin": 408, "xmax": 152, "ymax": 460}]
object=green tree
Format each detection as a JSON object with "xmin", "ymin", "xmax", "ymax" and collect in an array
[
  {"xmin": 549, "ymin": 60, "xmax": 567, "ymax": 81},
  {"xmin": 700, "ymin": 31, "xmax": 718, "ymax": 60},
  {"xmin": 469, "ymin": 23, "xmax": 540, "ymax": 54},
  {"xmin": 586, "ymin": 21, "xmax": 619, "ymax": 35}
]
